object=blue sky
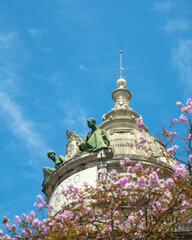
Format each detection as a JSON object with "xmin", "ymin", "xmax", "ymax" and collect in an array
[{"xmin": 0, "ymin": 0, "xmax": 192, "ymax": 223}]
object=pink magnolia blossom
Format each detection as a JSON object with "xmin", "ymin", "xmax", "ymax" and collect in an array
[
  {"xmin": 137, "ymin": 176, "xmax": 146, "ymax": 188},
  {"xmin": 182, "ymin": 200, "xmax": 190, "ymax": 208},
  {"xmin": 135, "ymin": 162, "xmax": 143, "ymax": 170},
  {"xmin": 61, "ymin": 188, "xmax": 68, "ymax": 195},
  {"xmin": 14, "ymin": 215, "xmax": 20, "ymax": 222},
  {"xmin": 153, "ymin": 200, "xmax": 161, "ymax": 209},
  {"xmin": 110, "ymin": 169, "xmax": 117, "ymax": 175},
  {"xmin": 149, "ymin": 171, "xmax": 160, "ymax": 188},
  {"xmin": 188, "ymin": 154, "xmax": 192, "ymax": 165},
  {"xmin": 32, "ymin": 218, "xmax": 40, "ymax": 226},
  {"xmin": 186, "ymin": 98, "xmax": 192, "ymax": 106},
  {"xmin": 106, "ymin": 184, "xmax": 111, "ymax": 190},
  {"xmin": 166, "ymin": 131, "xmax": 176, "ymax": 137},
  {"xmin": 120, "ymin": 162, "xmax": 124, "ymax": 167},
  {"xmin": 181, "ymin": 107, "xmax": 188, "ymax": 113},
  {"xmin": 37, "ymin": 203, "xmax": 43, "ymax": 209},
  {"xmin": 117, "ymin": 176, "xmax": 129, "ymax": 187},
  {"xmin": 179, "ymin": 114, "xmax": 187, "ymax": 123},
  {"xmin": 61, "ymin": 210, "xmax": 74, "ymax": 220},
  {"xmin": 48, "ymin": 205, "xmax": 53, "ymax": 211},
  {"xmin": 6, "ymin": 223, "xmax": 11, "ymax": 231},
  {"xmin": 139, "ymin": 136, "xmax": 146, "ymax": 143},
  {"xmin": 37, "ymin": 195, "xmax": 43, "ymax": 202},
  {"xmin": 173, "ymin": 164, "xmax": 187, "ymax": 178},
  {"xmin": 113, "ymin": 211, "xmax": 119, "ymax": 217},
  {"xmin": 128, "ymin": 216, "xmax": 135, "ymax": 223},
  {"xmin": 97, "ymin": 186, "xmax": 103, "ymax": 192},
  {"xmin": 125, "ymin": 141, "xmax": 131, "ymax": 146},
  {"xmin": 20, "ymin": 230, "xmax": 26, "ymax": 236},
  {"xmin": 176, "ymin": 101, "xmax": 182, "ymax": 106},
  {"xmin": 124, "ymin": 157, "xmax": 131, "ymax": 163},
  {"xmin": 166, "ymin": 178, "xmax": 174, "ymax": 189},
  {"xmin": 114, "ymin": 220, "xmax": 120, "ymax": 225},
  {"xmin": 167, "ymin": 145, "xmax": 179, "ymax": 154},
  {"xmin": 138, "ymin": 210, "xmax": 143, "ymax": 216},
  {"xmin": 172, "ymin": 119, "xmax": 178, "ymax": 124},
  {"xmin": 0, "ymin": 230, "xmax": 3, "ymax": 235},
  {"xmin": 127, "ymin": 166, "xmax": 132, "ymax": 172},
  {"xmin": 11, "ymin": 224, "xmax": 16, "ymax": 230},
  {"xmin": 136, "ymin": 117, "xmax": 143, "ymax": 127}
]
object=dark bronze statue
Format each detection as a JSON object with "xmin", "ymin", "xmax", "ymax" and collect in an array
[
  {"xmin": 78, "ymin": 117, "xmax": 110, "ymax": 152},
  {"xmin": 42, "ymin": 150, "xmax": 65, "ymax": 193}
]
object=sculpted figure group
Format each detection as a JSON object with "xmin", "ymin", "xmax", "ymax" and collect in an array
[
  {"xmin": 78, "ymin": 117, "xmax": 110, "ymax": 152},
  {"xmin": 42, "ymin": 118, "xmax": 110, "ymax": 193},
  {"xmin": 42, "ymin": 151, "xmax": 65, "ymax": 193}
]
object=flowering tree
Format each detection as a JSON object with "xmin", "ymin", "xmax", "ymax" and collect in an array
[
  {"xmin": 1, "ymin": 99, "xmax": 192, "ymax": 240},
  {"xmin": 161, "ymin": 99, "xmax": 192, "ymax": 170}
]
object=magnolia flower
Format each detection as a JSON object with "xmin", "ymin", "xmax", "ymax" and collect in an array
[
  {"xmin": 124, "ymin": 157, "xmax": 131, "ymax": 163},
  {"xmin": 136, "ymin": 117, "xmax": 143, "ymax": 127},
  {"xmin": 137, "ymin": 176, "xmax": 146, "ymax": 188},
  {"xmin": 128, "ymin": 216, "xmax": 135, "ymax": 223},
  {"xmin": 117, "ymin": 176, "xmax": 129, "ymax": 187},
  {"xmin": 173, "ymin": 164, "xmax": 187, "ymax": 178},
  {"xmin": 186, "ymin": 98, "xmax": 192, "ymax": 106},
  {"xmin": 182, "ymin": 200, "xmax": 190, "ymax": 208},
  {"xmin": 114, "ymin": 220, "xmax": 120, "ymax": 225},
  {"xmin": 37, "ymin": 195, "xmax": 43, "ymax": 202},
  {"xmin": 172, "ymin": 119, "xmax": 178, "ymax": 124},
  {"xmin": 176, "ymin": 101, "xmax": 182, "ymax": 106},
  {"xmin": 149, "ymin": 171, "xmax": 160, "ymax": 188},
  {"xmin": 125, "ymin": 141, "xmax": 131, "ymax": 146},
  {"xmin": 179, "ymin": 114, "xmax": 187, "ymax": 123},
  {"xmin": 166, "ymin": 178, "xmax": 174, "ymax": 189},
  {"xmin": 188, "ymin": 154, "xmax": 192, "ymax": 165},
  {"xmin": 167, "ymin": 145, "xmax": 179, "ymax": 154},
  {"xmin": 106, "ymin": 184, "xmax": 111, "ymax": 190}
]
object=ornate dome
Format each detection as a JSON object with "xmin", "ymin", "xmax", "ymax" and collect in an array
[{"xmin": 100, "ymin": 74, "xmax": 176, "ymax": 168}]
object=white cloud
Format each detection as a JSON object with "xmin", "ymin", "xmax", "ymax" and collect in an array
[
  {"xmin": 28, "ymin": 29, "xmax": 49, "ymax": 52},
  {"xmin": 172, "ymin": 39, "xmax": 192, "ymax": 94},
  {"xmin": 0, "ymin": 32, "xmax": 25, "ymax": 82},
  {"xmin": 0, "ymin": 31, "xmax": 48, "ymax": 160},
  {"xmin": 154, "ymin": 1, "xmax": 172, "ymax": 13},
  {"xmin": 162, "ymin": 18, "xmax": 191, "ymax": 32},
  {"xmin": 28, "ymin": 29, "xmax": 43, "ymax": 40},
  {"xmin": 0, "ymin": 90, "xmax": 47, "ymax": 155},
  {"xmin": 79, "ymin": 64, "xmax": 87, "ymax": 71}
]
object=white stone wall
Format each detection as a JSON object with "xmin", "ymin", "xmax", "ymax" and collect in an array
[{"xmin": 49, "ymin": 166, "xmax": 97, "ymax": 216}]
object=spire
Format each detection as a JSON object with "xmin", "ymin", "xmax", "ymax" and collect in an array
[
  {"xmin": 120, "ymin": 50, "xmax": 123, "ymax": 79},
  {"xmin": 114, "ymin": 51, "xmax": 130, "ymax": 89},
  {"xmin": 110, "ymin": 51, "xmax": 132, "ymax": 109}
]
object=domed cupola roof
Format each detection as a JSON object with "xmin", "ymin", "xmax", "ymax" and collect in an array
[
  {"xmin": 100, "ymin": 51, "xmax": 148, "ymax": 132},
  {"xmin": 100, "ymin": 51, "xmax": 176, "ymax": 168}
]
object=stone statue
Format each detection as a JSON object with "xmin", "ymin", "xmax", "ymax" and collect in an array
[
  {"xmin": 78, "ymin": 117, "xmax": 110, "ymax": 153},
  {"xmin": 65, "ymin": 130, "xmax": 82, "ymax": 160},
  {"xmin": 42, "ymin": 150, "xmax": 65, "ymax": 193}
]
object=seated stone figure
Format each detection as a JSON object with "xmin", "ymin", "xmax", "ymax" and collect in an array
[
  {"xmin": 42, "ymin": 150, "xmax": 65, "ymax": 193},
  {"xmin": 78, "ymin": 117, "xmax": 110, "ymax": 153}
]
